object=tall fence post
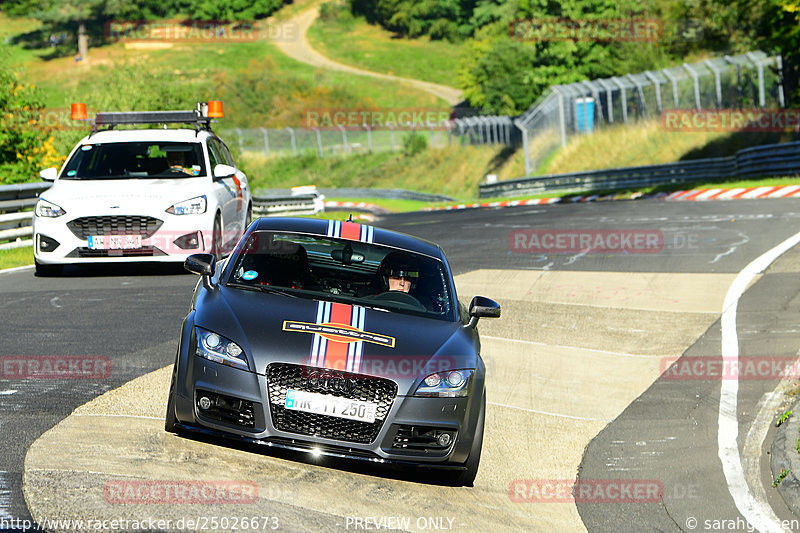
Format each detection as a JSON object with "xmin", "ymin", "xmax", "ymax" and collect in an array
[
  {"xmin": 234, "ymin": 127, "xmax": 244, "ymax": 153},
  {"xmin": 704, "ymin": 59, "xmax": 723, "ymax": 108},
  {"xmin": 555, "ymin": 86, "xmax": 568, "ymax": 148},
  {"xmin": 313, "ymin": 127, "xmax": 323, "ymax": 157},
  {"xmin": 747, "ymin": 52, "xmax": 766, "ymax": 108},
  {"xmin": 285, "ymin": 127, "xmax": 297, "ymax": 157},
  {"xmin": 683, "ymin": 63, "xmax": 702, "ymax": 110},
  {"xmin": 644, "ymin": 71, "xmax": 662, "ymax": 114},
  {"xmin": 611, "ymin": 78, "xmax": 628, "ymax": 123},
  {"xmin": 597, "ymin": 79, "xmax": 614, "ymax": 123},
  {"xmin": 363, "ymin": 123, "xmax": 373, "ymax": 152},
  {"xmin": 259, "ymin": 127, "xmax": 270, "ymax": 157},
  {"xmin": 338, "ymin": 125, "xmax": 348, "ymax": 154},
  {"xmin": 661, "ymin": 68, "xmax": 679, "ymax": 109},
  {"xmin": 389, "ymin": 124, "xmax": 396, "ymax": 152}
]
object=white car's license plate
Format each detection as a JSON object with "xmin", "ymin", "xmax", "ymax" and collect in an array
[
  {"xmin": 285, "ymin": 389, "xmax": 377, "ymax": 423},
  {"xmin": 88, "ymin": 235, "xmax": 142, "ymax": 250}
]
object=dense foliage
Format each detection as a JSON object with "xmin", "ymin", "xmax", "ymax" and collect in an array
[{"xmin": 347, "ymin": 0, "xmax": 800, "ymax": 114}]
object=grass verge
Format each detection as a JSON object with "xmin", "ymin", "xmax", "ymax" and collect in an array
[
  {"xmin": 0, "ymin": 246, "xmax": 34, "ymax": 269},
  {"xmin": 307, "ymin": 6, "xmax": 462, "ymax": 88}
]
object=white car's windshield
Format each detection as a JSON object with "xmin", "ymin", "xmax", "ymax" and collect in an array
[{"xmin": 61, "ymin": 141, "xmax": 206, "ymax": 179}]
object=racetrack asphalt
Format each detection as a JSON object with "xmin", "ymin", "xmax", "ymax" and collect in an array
[{"xmin": 5, "ymin": 198, "xmax": 800, "ymax": 531}]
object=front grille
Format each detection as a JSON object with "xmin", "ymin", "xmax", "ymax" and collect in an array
[
  {"xmin": 68, "ymin": 246, "xmax": 165, "ymax": 258},
  {"xmin": 266, "ymin": 363, "xmax": 397, "ymax": 444},
  {"xmin": 67, "ymin": 216, "xmax": 163, "ymax": 239}
]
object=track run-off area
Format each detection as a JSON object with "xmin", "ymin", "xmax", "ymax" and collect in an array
[{"xmin": 4, "ymin": 198, "xmax": 800, "ymax": 531}]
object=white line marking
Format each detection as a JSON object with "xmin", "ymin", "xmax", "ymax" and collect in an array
[
  {"xmin": 482, "ymin": 335, "xmax": 662, "ymax": 359},
  {"xmin": 73, "ymin": 413, "xmax": 162, "ymax": 420},
  {"xmin": 0, "ymin": 390, "xmax": 17, "ymax": 396},
  {"xmin": 718, "ymin": 230, "xmax": 800, "ymax": 533},
  {"xmin": 0, "ymin": 265, "xmax": 34, "ymax": 275},
  {"xmin": 488, "ymin": 401, "xmax": 612, "ymax": 422}
]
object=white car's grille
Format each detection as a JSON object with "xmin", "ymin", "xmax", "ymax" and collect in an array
[{"xmin": 67, "ymin": 216, "xmax": 163, "ymax": 239}]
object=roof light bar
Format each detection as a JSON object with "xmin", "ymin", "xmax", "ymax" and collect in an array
[{"xmin": 72, "ymin": 102, "xmax": 223, "ymax": 134}]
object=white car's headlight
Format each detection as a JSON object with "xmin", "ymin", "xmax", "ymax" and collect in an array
[
  {"xmin": 35, "ymin": 198, "xmax": 66, "ymax": 218},
  {"xmin": 413, "ymin": 369, "xmax": 474, "ymax": 397},
  {"xmin": 195, "ymin": 327, "xmax": 248, "ymax": 371},
  {"xmin": 166, "ymin": 195, "xmax": 207, "ymax": 215}
]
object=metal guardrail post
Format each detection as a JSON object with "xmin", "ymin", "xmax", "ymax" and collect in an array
[
  {"xmin": 682, "ymin": 63, "xmax": 702, "ymax": 110},
  {"xmin": 259, "ymin": 127, "xmax": 270, "ymax": 157},
  {"xmin": 704, "ymin": 60, "xmax": 723, "ymax": 108},
  {"xmin": 611, "ymin": 77, "xmax": 628, "ymax": 123},
  {"xmin": 644, "ymin": 71, "xmax": 662, "ymax": 114},
  {"xmin": 661, "ymin": 68, "xmax": 680, "ymax": 109},
  {"xmin": 746, "ymin": 52, "xmax": 766, "ymax": 108}
]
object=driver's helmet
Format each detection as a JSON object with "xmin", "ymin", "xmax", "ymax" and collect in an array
[{"xmin": 378, "ymin": 251, "xmax": 419, "ymax": 292}]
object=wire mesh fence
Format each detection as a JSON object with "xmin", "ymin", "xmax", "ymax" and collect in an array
[{"xmin": 515, "ymin": 50, "xmax": 784, "ymax": 175}]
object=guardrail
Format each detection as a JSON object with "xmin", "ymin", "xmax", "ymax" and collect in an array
[
  {"xmin": 480, "ymin": 140, "xmax": 800, "ymax": 198},
  {"xmin": 252, "ymin": 194, "xmax": 325, "ymax": 216}
]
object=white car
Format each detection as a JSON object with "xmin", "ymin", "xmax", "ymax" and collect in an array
[{"xmin": 32, "ymin": 104, "xmax": 251, "ymax": 276}]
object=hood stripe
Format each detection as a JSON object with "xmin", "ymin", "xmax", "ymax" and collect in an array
[{"xmin": 308, "ymin": 301, "xmax": 367, "ymax": 373}]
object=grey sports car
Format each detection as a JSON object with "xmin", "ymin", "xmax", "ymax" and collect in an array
[{"xmin": 165, "ymin": 217, "xmax": 500, "ymax": 485}]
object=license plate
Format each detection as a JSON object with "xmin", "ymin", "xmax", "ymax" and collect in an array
[
  {"xmin": 88, "ymin": 235, "xmax": 142, "ymax": 250},
  {"xmin": 284, "ymin": 389, "xmax": 376, "ymax": 423}
]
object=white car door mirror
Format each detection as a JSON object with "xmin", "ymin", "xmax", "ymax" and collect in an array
[
  {"xmin": 39, "ymin": 167, "xmax": 58, "ymax": 181},
  {"xmin": 213, "ymin": 164, "xmax": 235, "ymax": 179}
]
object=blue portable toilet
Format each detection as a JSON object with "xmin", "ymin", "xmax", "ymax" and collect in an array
[{"xmin": 575, "ymin": 97, "xmax": 595, "ymax": 133}]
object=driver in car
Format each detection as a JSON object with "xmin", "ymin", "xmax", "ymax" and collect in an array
[
  {"xmin": 387, "ymin": 266, "xmax": 414, "ymax": 293},
  {"xmin": 166, "ymin": 150, "xmax": 194, "ymax": 175}
]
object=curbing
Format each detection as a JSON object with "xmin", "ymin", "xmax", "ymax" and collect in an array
[
  {"xmin": 422, "ymin": 184, "xmax": 800, "ymax": 212},
  {"xmin": 771, "ymin": 402, "xmax": 800, "ymax": 517}
]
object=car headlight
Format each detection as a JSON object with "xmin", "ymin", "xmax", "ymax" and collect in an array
[
  {"xmin": 414, "ymin": 369, "xmax": 474, "ymax": 397},
  {"xmin": 35, "ymin": 198, "xmax": 66, "ymax": 218},
  {"xmin": 166, "ymin": 195, "xmax": 207, "ymax": 215},
  {"xmin": 195, "ymin": 327, "xmax": 248, "ymax": 371}
]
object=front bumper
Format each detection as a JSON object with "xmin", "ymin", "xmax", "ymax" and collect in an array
[
  {"xmin": 173, "ymin": 357, "xmax": 481, "ymax": 467},
  {"xmin": 33, "ymin": 211, "xmax": 216, "ymax": 264}
]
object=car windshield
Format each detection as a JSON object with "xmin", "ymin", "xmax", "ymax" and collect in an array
[
  {"xmin": 226, "ymin": 231, "xmax": 454, "ymax": 321},
  {"xmin": 61, "ymin": 142, "xmax": 206, "ymax": 179}
]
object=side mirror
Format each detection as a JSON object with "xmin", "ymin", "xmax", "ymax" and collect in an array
[
  {"xmin": 213, "ymin": 164, "xmax": 236, "ymax": 179},
  {"xmin": 467, "ymin": 296, "xmax": 501, "ymax": 328},
  {"xmin": 39, "ymin": 167, "xmax": 58, "ymax": 181},
  {"xmin": 185, "ymin": 253, "xmax": 216, "ymax": 288}
]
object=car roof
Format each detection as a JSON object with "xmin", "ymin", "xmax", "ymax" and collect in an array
[
  {"xmin": 250, "ymin": 217, "xmax": 445, "ymax": 259},
  {"xmin": 75, "ymin": 128, "xmax": 217, "ymax": 144}
]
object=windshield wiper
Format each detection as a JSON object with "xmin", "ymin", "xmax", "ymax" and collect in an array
[{"xmin": 226, "ymin": 282, "xmax": 299, "ymax": 298}]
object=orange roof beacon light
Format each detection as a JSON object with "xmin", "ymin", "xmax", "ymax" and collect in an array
[
  {"xmin": 70, "ymin": 103, "xmax": 88, "ymax": 120},
  {"xmin": 206, "ymin": 100, "xmax": 223, "ymax": 118}
]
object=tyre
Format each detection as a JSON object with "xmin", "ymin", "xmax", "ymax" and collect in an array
[
  {"xmin": 164, "ymin": 370, "xmax": 178, "ymax": 433},
  {"xmin": 34, "ymin": 261, "xmax": 62, "ymax": 277},
  {"xmin": 455, "ymin": 390, "xmax": 485, "ymax": 487},
  {"xmin": 211, "ymin": 215, "xmax": 223, "ymax": 261}
]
